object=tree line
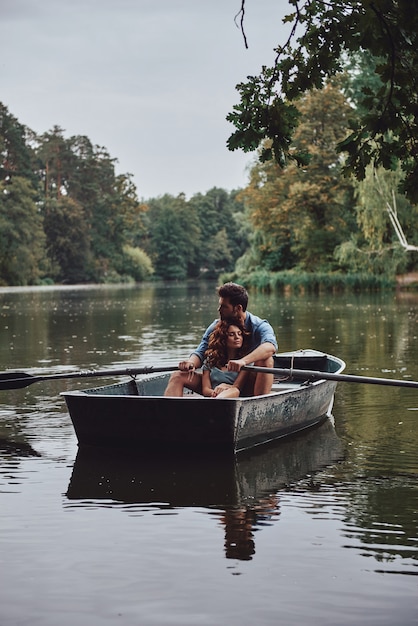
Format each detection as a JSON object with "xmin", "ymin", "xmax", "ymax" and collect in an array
[
  {"xmin": 0, "ymin": 104, "xmax": 248, "ymax": 285},
  {"xmin": 236, "ymin": 77, "xmax": 418, "ymax": 282},
  {"xmin": 1, "ymin": 47, "xmax": 417, "ymax": 287}
]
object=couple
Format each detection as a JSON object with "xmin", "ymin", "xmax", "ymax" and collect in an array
[{"xmin": 164, "ymin": 282, "xmax": 278, "ymax": 399}]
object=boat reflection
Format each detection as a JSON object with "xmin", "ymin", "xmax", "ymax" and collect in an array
[{"xmin": 66, "ymin": 418, "xmax": 344, "ymax": 560}]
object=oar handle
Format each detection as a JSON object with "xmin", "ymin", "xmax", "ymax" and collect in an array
[
  {"xmin": 243, "ymin": 365, "xmax": 418, "ymax": 389},
  {"xmin": 39, "ymin": 365, "xmax": 178, "ymax": 381}
]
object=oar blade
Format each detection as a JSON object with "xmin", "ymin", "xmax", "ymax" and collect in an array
[
  {"xmin": 0, "ymin": 365, "xmax": 179, "ymax": 391},
  {"xmin": 0, "ymin": 372, "xmax": 36, "ymax": 390}
]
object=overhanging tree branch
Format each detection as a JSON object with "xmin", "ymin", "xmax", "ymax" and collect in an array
[
  {"xmin": 234, "ymin": 0, "xmax": 248, "ymax": 49},
  {"xmin": 229, "ymin": 0, "xmax": 418, "ymax": 203}
]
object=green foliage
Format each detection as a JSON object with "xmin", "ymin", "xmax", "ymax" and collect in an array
[
  {"xmin": 120, "ymin": 246, "xmax": 154, "ymax": 282},
  {"xmin": 43, "ymin": 196, "xmax": 92, "ymax": 283},
  {"xmin": 227, "ymin": 269, "xmax": 395, "ymax": 293},
  {"xmin": 147, "ymin": 194, "xmax": 200, "ymax": 280},
  {"xmin": 334, "ymin": 163, "xmax": 417, "ymax": 275},
  {"xmin": 202, "ymin": 229, "xmax": 232, "ymax": 278},
  {"xmin": 0, "ymin": 103, "xmax": 36, "ymax": 184},
  {"xmin": 228, "ymin": 0, "xmax": 418, "ymax": 203},
  {"xmin": 335, "ymin": 234, "xmax": 412, "ymax": 278},
  {"xmin": 0, "ymin": 101, "xmax": 251, "ymax": 285},
  {"xmin": 0, "ymin": 177, "xmax": 46, "ymax": 285},
  {"xmin": 239, "ymin": 83, "xmax": 356, "ymax": 273},
  {"xmin": 141, "ymin": 188, "xmax": 249, "ymax": 281},
  {"xmin": 35, "ymin": 129, "xmax": 148, "ymax": 283},
  {"xmin": 188, "ymin": 187, "xmax": 249, "ymax": 277},
  {"xmin": 1, "ymin": 87, "xmax": 415, "ymax": 288},
  {"xmin": 227, "ymin": 75, "xmax": 305, "ymax": 167},
  {"xmin": 0, "ymin": 109, "xmax": 152, "ymax": 285}
]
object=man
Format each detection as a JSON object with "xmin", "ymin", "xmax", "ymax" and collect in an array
[{"xmin": 164, "ymin": 282, "xmax": 278, "ymax": 397}]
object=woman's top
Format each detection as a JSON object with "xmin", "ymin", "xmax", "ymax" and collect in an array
[
  {"xmin": 202, "ymin": 364, "xmax": 239, "ymax": 388},
  {"xmin": 191, "ymin": 311, "xmax": 278, "ymax": 364}
]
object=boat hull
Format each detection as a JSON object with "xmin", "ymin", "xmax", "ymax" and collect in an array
[{"xmin": 62, "ymin": 350, "xmax": 345, "ymax": 452}]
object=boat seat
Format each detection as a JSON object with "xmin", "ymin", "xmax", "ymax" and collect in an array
[
  {"xmin": 274, "ymin": 353, "xmax": 328, "ymax": 371},
  {"xmin": 272, "ymin": 381, "xmax": 305, "ymax": 391}
]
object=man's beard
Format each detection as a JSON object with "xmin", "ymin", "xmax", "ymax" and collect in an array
[{"xmin": 220, "ymin": 311, "xmax": 240, "ymax": 322}]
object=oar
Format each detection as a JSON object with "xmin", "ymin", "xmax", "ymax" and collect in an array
[
  {"xmin": 0, "ymin": 365, "xmax": 179, "ymax": 391},
  {"xmin": 244, "ymin": 365, "xmax": 418, "ymax": 389},
  {"xmin": 3, "ymin": 363, "xmax": 417, "ymax": 391}
]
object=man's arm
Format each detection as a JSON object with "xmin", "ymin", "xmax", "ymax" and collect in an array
[
  {"xmin": 227, "ymin": 341, "xmax": 276, "ymax": 372},
  {"xmin": 178, "ymin": 353, "xmax": 202, "ymax": 370},
  {"xmin": 184, "ymin": 319, "xmax": 218, "ymax": 369}
]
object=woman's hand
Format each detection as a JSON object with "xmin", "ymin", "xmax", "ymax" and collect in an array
[
  {"xmin": 211, "ymin": 383, "xmax": 232, "ymax": 397},
  {"xmin": 214, "ymin": 385, "xmax": 240, "ymax": 399}
]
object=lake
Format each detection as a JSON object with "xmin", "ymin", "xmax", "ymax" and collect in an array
[{"xmin": 0, "ymin": 282, "xmax": 417, "ymax": 626}]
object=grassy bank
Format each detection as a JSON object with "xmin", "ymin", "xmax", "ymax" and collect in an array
[{"xmin": 220, "ymin": 270, "xmax": 397, "ymax": 293}]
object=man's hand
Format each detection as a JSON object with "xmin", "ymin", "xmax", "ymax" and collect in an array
[
  {"xmin": 227, "ymin": 358, "xmax": 246, "ymax": 372},
  {"xmin": 178, "ymin": 360, "xmax": 195, "ymax": 371},
  {"xmin": 178, "ymin": 360, "xmax": 197, "ymax": 381}
]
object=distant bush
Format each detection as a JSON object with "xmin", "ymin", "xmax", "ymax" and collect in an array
[{"xmin": 120, "ymin": 246, "xmax": 154, "ymax": 282}]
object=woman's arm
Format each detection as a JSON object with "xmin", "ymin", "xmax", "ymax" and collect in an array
[
  {"xmin": 201, "ymin": 369, "xmax": 215, "ymax": 397},
  {"xmin": 215, "ymin": 370, "xmax": 248, "ymax": 398},
  {"xmin": 215, "ymin": 385, "xmax": 240, "ymax": 398}
]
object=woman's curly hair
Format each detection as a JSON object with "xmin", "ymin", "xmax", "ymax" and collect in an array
[{"xmin": 204, "ymin": 318, "xmax": 249, "ymax": 369}]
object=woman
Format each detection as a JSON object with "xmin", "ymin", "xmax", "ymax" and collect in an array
[{"xmin": 201, "ymin": 318, "xmax": 250, "ymax": 398}]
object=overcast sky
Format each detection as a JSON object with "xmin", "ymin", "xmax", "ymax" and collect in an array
[{"xmin": 1, "ymin": 0, "xmax": 289, "ymax": 199}]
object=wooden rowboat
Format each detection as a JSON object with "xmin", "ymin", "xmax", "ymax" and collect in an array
[{"xmin": 62, "ymin": 349, "xmax": 345, "ymax": 452}]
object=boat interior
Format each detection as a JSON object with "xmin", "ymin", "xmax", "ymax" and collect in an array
[{"xmin": 83, "ymin": 351, "xmax": 334, "ymax": 398}]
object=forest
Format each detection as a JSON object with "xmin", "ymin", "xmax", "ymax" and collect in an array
[
  {"xmin": 0, "ymin": 103, "xmax": 248, "ymax": 286},
  {"xmin": 1, "ymin": 45, "xmax": 417, "ymax": 288}
]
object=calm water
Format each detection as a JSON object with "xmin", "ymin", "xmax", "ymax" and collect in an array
[{"xmin": 0, "ymin": 283, "xmax": 417, "ymax": 626}]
